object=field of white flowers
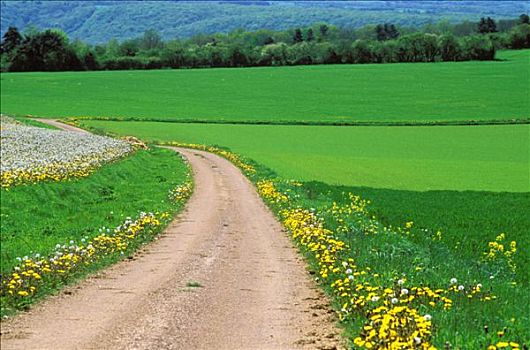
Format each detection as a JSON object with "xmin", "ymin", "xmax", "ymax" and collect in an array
[{"xmin": 0, "ymin": 116, "xmax": 131, "ymax": 188}]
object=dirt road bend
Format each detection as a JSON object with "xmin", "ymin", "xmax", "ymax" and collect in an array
[{"xmin": 1, "ymin": 120, "xmax": 343, "ymax": 350}]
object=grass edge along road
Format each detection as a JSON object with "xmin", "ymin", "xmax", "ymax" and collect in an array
[
  {"xmin": 0, "ymin": 143, "xmax": 193, "ymax": 316},
  {"xmin": 1, "ymin": 50, "xmax": 528, "ymax": 123},
  {"xmin": 157, "ymin": 141, "xmax": 528, "ymax": 349}
]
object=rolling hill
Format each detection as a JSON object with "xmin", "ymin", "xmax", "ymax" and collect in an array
[{"xmin": 1, "ymin": 1, "xmax": 528, "ymax": 43}]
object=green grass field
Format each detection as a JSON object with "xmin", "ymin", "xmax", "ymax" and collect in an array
[
  {"xmin": 0, "ymin": 147, "xmax": 188, "ymax": 274},
  {"xmin": 82, "ymin": 120, "xmax": 529, "ymax": 192},
  {"xmin": 1, "ymin": 50, "xmax": 529, "ymax": 123}
]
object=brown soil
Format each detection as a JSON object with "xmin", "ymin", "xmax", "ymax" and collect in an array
[{"xmin": 1, "ymin": 120, "xmax": 344, "ymax": 349}]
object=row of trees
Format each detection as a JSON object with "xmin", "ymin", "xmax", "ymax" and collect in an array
[{"xmin": 1, "ymin": 16, "xmax": 529, "ymax": 72}]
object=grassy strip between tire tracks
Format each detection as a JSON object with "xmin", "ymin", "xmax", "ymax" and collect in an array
[{"xmin": 0, "ymin": 146, "xmax": 193, "ymax": 316}]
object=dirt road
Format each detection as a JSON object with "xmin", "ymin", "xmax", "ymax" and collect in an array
[{"xmin": 1, "ymin": 120, "xmax": 342, "ymax": 349}]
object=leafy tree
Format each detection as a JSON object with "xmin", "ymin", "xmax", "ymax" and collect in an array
[
  {"xmin": 370, "ymin": 40, "xmax": 396, "ymax": 63},
  {"xmin": 228, "ymin": 46, "xmax": 249, "ymax": 67},
  {"xmin": 376, "ymin": 23, "xmax": 399, "ymax": 41},
  {"xmin": 71, "ymin": 39, "xmax": 90, "ymax": 58},
  {"xmin": 119, "ymin": 39, "xmax": 139, "ymax": 57},
  {"xmin": 9, "ymin": 29, "xmax": 82, "ymax": 71},
  {"xmin": 351, "ymin": 40, "xmax": 372, "ymax": 63},
  {"xmin": 520, "ymin": 14, "xmax": 530, "ymax": 25},
  {"xmin": 105, "ymin": 38, "xmax": 120, "ymax": 58},
  {"xmin": 293, "ymin": 28, "xmax": 303, "ymax": 43},
  {"xmin": 319, "ymin": 24, "xmax": 329, "ymax": 38},
  {"xmin": 140, "ymin": 29, "xmax": 163, "ymax": 51},
  {"xmin": 439, "ymin": 34, "xmax": 461, "ymax": 61},
  {"xmin": 478, "ymin": 17, "xmax": 497, "ymax": 34},
  {"xmin": 287, "ymin": 42, "xmax": 313, "ymax": 65},
  {"xmin": 83, "ymin": 51, "xmax": 98, "ymax": 70},
  {"xmin": 306, "ymin": 28, "xmax": 314, "ymax": 42},
  {"xmin": 1, "ymin": 27, "xmax": 22, "ymax": 54},
  {"xmin": 160, "ymin": 41, "xmax": 186, "ymax": 68},
  {"xmin": 261, "ymin": 43, "xmax": 288, "ymax": 66},
  {"xmin": 508, "ymin": 24, "xmax": 530, "ymax": 49},
  {"xmin": 423, "ymin": 34, "xmax": 439, "ymax": 62},
  {"xmin": 309, "ymin": 42, "xmax": 336, "ymax": 64},
  {"xmin": 462, "ymin": 35, "xmax": 495, "ymax": 60}
]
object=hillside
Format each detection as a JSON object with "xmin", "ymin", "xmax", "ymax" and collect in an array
[{"xmin": 1, "ymin": 1, "xmax": 528, "ymax": 43}]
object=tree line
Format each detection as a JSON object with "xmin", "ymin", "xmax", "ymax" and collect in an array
[{"xmin": 1, "ymin": 15, "xmax": 529, "ymax": 72}]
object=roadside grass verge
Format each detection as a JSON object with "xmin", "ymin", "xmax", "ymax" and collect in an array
[
  {"xmin": 271, "ymin": 180, "xmax": 529, "ymax": 348},
  {"xmin": 0, "ymin": 147, "xmax": 192, "ymax": 315},
  {"xmin": 302, "ymin": 182, "xmax": 530, "ymax": 285}
]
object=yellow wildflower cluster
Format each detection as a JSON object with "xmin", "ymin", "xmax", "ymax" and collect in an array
[
  {"xmin": 1, "ymin": 212, "xmax": 166, "ymax": 302},
  {"xmin": 328, "ymin": 194, "xmax": 371, "ymax": 233},
  {"xmin": 354, "ymin": 306, "xmax": 433, "ymax": 349},
  {"xmin": 1, "ymin": 153, "xmax": 123, "ymax": 189},
  {"xmin": 483, "ymin": 233, "xmax": 517, "ymax": 272},
  {"xmin": 165, "ymin": 142, "xmax": 256, "ymax": 175},
  {"xmin": 273, "ymin": 196, "xmax": 436, "ymax": 348},
  {"xmin": 488, "ymin": 341, "xmax": 521, "ymax": 349},
  {"xmin": 281, "ymin": 208, "xmax": 347, "ymax": 280},
  {"xmin": 257, "ymin": 180, "xmax": 288, "ymax": 202},
  {"xmin": 168, "ymin": 180, "xmax": 193, "ymax": 202}
]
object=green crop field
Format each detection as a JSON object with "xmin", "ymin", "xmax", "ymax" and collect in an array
[
  {"xmin": 1, "ymin": 50, "xmax": 529, "ymax": 123},
  {"xmin": 82, "ymin": 120, "xmax": 529, "ymax": 192}
]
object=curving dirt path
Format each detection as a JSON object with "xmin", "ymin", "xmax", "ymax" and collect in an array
[{"xmin": 1, "ymin": 120, "xmax": 343, "ymax": 349}]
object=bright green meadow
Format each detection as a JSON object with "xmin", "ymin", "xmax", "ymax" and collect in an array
[
  {"xmin": 82, "ymin": 120, "xmax": 529, "ymax": 192},
  {"xmin": 1, "ymin": 50, "xmax": 529, "ymax": 123}
]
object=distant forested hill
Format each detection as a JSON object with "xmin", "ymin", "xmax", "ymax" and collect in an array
[{"xmin": 1, "ymin": 1, "xmax": 528, "ymax": 43}]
